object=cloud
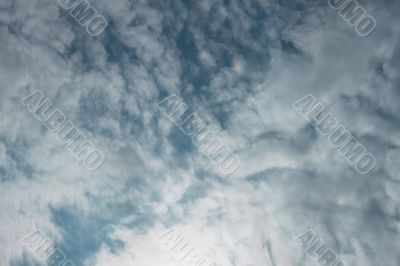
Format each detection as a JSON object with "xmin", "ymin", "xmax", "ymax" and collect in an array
[{"xmin": 1, "ymin": 0, "xmax": 400, "ymax": 265}]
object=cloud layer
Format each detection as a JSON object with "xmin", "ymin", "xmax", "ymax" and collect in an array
[{"xmin": 1, "ymin": 0, "xmax": 400, "ymax": 265}]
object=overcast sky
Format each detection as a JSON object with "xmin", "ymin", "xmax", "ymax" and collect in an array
[{"xmin": 1, "ymin": 0, "xmax": 400, "ymax": 265}]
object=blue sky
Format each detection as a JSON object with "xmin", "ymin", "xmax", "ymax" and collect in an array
[{"xmin": 1, "ymin": 0, "xmax": 400, "ymax": 265}]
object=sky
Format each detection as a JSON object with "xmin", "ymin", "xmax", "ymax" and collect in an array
[{"xmin": 0, "ymin": 0, "xmax": 400, "ymax": 265}]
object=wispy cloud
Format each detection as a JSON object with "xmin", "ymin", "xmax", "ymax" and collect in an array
[{"xmin": 1, "ymin": 0, "xmax": 400, "ymax": 265}]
